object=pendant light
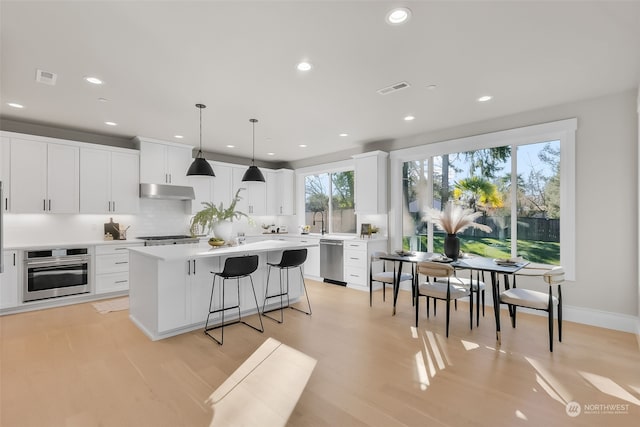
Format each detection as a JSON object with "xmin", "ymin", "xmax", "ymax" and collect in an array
[
  {"xmin": 242, "ymin": 118, "xmax": 265, "ymax": 182},
  {"xmin": 186, "ymin": 103, "xmax": 215, "ymax": 176}
]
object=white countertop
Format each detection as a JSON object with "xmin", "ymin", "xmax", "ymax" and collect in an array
[
  {"xmin": 4, "ymin": 239, "xmax": 145, "ymax": 251},
  {"xmin": 128, "ymin": 239, "xmax": 318, "ymax": 262}
]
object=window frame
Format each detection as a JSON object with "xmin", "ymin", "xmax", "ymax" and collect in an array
[{"xmin": 389, "ymin": 118, "xmax": 577, "ymax": 280}]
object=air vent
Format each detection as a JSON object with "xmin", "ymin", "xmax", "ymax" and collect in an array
[
  {"xmin": 35, "ymin": 69, "xmax": 57, "ymax": 85},
  {"xmin": 377, "ymin": 81, "xmax": 410, "ymax": 95}
]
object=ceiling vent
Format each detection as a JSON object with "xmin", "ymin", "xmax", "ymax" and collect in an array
[
  {"xmin": 377, "ymin": 81, "xmax": 410, "ymax": 95},
  {"xmin": 35, "ymin": 69, "xmax": 57, "ymax": 85}
]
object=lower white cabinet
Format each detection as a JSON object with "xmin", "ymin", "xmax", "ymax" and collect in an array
[
  {"xmin": 343, "ymin": 239, "xmax": 388, "ymax": 290},
  {"xmin": 297, "ymin": 237, "xmax": 320, "ymax": 277},
  {"xmin": 94, "ymin": 243, "xmax": 143, "ymax": 294},
  {"xmin": 1, "ymin": 251, "xmax": 19, "ymax": 309}
]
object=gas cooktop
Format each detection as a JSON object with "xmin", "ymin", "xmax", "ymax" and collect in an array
[{"xmin": 137, "ymin": 235, "xmax": 199, "ymax": 246}]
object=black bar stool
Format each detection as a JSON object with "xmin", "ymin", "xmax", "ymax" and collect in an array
[
  {"xmin": 261, "ymin": 248, "xmax": 312, "ymax": 323},
  {"xmin": 205, "ymin": 255, "xmax": 264, "ymax": 345}
]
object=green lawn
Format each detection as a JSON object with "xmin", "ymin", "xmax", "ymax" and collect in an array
[{"xmin": 404, "ymin": 235, "xmax": 560, "ymax": 265}]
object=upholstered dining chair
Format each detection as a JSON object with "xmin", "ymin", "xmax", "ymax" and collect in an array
[
  {"xmin": 415, "ymin": 261, "xmax": 472, "ymax": 337},
  {"xmin": 436, "ymin": 269, "xmax": 486, "ymax": 327},
  {"xmin": 369, "ymin": 251, "xmax": 413, "ymax": 306},
  {"xmin": 499, "ymin": 266, "xmax": 564, "ymax": 351}
]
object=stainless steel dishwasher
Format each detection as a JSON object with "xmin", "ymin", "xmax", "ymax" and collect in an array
[{"xmin": 320, "ymin": 239, "xmax": 345, "ymax": 284}]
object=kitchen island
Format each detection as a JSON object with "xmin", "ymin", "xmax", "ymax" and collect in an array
[{"xmin": 128, "ymin": 239, "xmax": 318, "ymax": 340}]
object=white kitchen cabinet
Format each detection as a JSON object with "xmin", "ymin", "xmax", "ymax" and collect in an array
[
  {"xmin": 10, "ymin": 138, "xmax": 79, "ymax": 213},
  {"xmin": 0, "ymin": 137, "xmax": 10, "ymax": 212},
  {"xmin": 266, "ymin": 169, "xmax": 295, "ymax": 215},
  {"xmin": 189, "ymin": 162, "xmax": 232, "ymax": 214},
  {"xmin": 343, "ymin": 238, "xmax": 388, "ymax": 291},
  {"xmin": 232, "ymin": 167, "xmax": 266, "ymax": 215},
  {"xmin": 80, "ymin": 147, "xmax": 139, "ymax": 214},
  {"xmin": 353, "ymin": 151, "xmax": 388, "ymax": 214},
  {"xmin": 94, "ymin": 243, "xmax": 143, "ymax": 294},
  {"xmin": 298, "ymin": 236, "xmax": 320, "ymax": 277},
  {"xmin": 0, "ymin": 251, "xmax": 20, "ymax": 309},
  {"xmin": 135, "ymin": 137, "xmax": 192, "ymax": 186}
]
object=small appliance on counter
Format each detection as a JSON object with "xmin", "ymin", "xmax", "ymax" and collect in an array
[{"xmin": 104, "ymin": 218, "xmax": 130, "ymax": 240}]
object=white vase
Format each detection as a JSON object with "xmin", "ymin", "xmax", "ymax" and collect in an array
[{"xmin": 212, "ymin": 221, "xmax": 233, "ymax": 243}]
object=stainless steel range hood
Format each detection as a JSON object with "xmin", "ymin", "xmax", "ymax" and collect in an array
[{"xmin": 139, "ymin": 183, "xmax": 195, "ymax": 200}]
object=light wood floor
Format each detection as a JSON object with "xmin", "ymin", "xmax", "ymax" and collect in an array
[{"xmin": 1, "ymin": 280, "xmax": 639, "ymax": 427}]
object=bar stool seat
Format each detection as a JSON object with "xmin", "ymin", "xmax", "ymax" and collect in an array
[
  {"xmin": 261, "ymin": 248, "xmax": 312, "ymax": 323},
  {"xmin": 205, "ymin": 255, "xmax": 264, "ymax": 345}
]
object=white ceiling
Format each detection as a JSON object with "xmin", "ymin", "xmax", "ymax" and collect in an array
[{"xmin": 1, "ymin": 1, "xmax": 639, "ymax": 163}]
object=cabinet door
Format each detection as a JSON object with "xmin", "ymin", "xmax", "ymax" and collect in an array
[
  {"xmin": 247, "ymin": 181, "xmax": 266, "ymax": 215},
  {"xmin": 212, "ymin": 164, "xmax": 232, "ymax": 208},
  {"xmin": 110, "ymin": 151, "xmax": 139, "ymax": 213},
  {"xmin": 10, "ymin": 138, "xmax": 47, "ymax": 213},
  {"xmin": 265, "ymin": 171, "xmax": 278, "ymax": 215},
  {"xmin": 80, "ymin": 148, "xmax": 111, "ymax": 213},
  {"xmin": 0, "ymin": 251, "xmax": 19, "ymax": 309},
  {"xmin": 231, "ymin": 167, "xmax": 249, "ymax": 214},
  {"xmin": 191, "ymin": 257, "xmax": 217, "ymax": 324},
  {"xmin": 299, "ymin": 238, "xmax": 320, "ymax": 277},
  {"xmin": 165, "ymin": 145, "xmax": 191, "ymax": 186},
  {"xmin": 139, "ymin": 141, "xmax": 167, "ymax": 184},
  {"xmin": 1, "ymin": 137, "xmax": 11, "ymax": 212},
  {"xmin": 276, "ymin": 169, "xmax": 295, "ymax": 215},
  {"xmin": 158, "ymin": 260, "xmax": 190, "ymax": 332},
  {"xmin": 47, "ymin": 143, "xmax": 79, "ymax": 213}
]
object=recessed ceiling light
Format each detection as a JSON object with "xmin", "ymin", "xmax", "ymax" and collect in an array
[
  {"xmin": 404, "ymin": 115, "xmax": 415, "ymax": 121},
  {"xmin": 426, "ymin": 84, "xmax": 437, "ymax": 90},
  {"xmin": 98, "ymin": 97, "xmax": 109, "ymax": 102},
  {"xmin": 478, "ymin": 95, "xmax": 493, "ymax": 102},
  {"xmin": 226, "ymin": 145, "xmax": 235, "ymax": 148},
  {"xmin": 7, "ymin": 102, "xmax": 24, "ymax": 109},
  {"xmin": 267, "ymin": 152, "xmax": 275, "ymax": 156},
  {"xmin": 104, "ymin": 121, "xmax": 117, "ymax": 126},
  {"xmin": 386, "ymin": 7, "xmax": 411, "ymax": 25},
  {"xmin": 85, "ymin": 76, "xmax": 104, "ymax": 85},
  {"xmin": 174, "ymin": 135, "xmax": 184, "ymax": 139},
  {"xmin": 297, "ymin": 62, "xmax": 312, "ymax": 71},
  {"xmin": 299, "ymin": 144, "xmax": 307, "ymax": 148},
  {"xmin": 339, "ymin": 133, "xmax": 349, "ymax": 137}
]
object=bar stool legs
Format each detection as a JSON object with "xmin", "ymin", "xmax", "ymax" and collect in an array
[
  {"xmin": 262, "ymin": 249, "xmax": 312, "ymax": 323},
  {"xmin": 204, "ymin": 255, "xmax": 264, "ymax": 345}
]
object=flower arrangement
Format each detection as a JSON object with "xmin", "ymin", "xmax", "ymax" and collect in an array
[
  {"xmin": 424, "ymin": 202, "xmax": 492, "ymax": 235},
  {"xmin": 189, "ymin": 188, "xmax": 248, "ymax": 236}
]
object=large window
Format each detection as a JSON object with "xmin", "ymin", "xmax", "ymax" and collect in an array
[
  {"xmin": 395, "ymin": 119, "xmax": 575, "ymax": 274},
  {"xmin": 304, "ymin": 171, "xmax": 356, "ymax": 234}
]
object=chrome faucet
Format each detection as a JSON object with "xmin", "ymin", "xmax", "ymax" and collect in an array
[{"xmin": 313, "ymin": 211, "xmax": 326, "ymax": 235}]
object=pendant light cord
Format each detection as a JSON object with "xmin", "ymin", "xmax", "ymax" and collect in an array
[{"xmin": 250, "ymin": 118, "xmax": 258, "ymax": 165}]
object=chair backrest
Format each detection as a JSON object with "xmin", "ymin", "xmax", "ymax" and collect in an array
[
  {"xmin": 371, "ymin": 251, "xmax": 387, "ymax": 262},
  {"xmin": 278, "ymin": 249, "xmax": 307, "ymax": 268},
  {"xmin": 543, "ymin": 266, "xmax": 564, "ymax": 285},
  {"xmin": 220, "ymin": 255, "xmax": 259, "ymax": 278},
  {"xmin": 417, "ymin": 261, "xmax": 454, "ymax": 278}
]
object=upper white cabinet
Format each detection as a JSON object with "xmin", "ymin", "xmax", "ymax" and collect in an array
[
  {"xmin": 232, "ymin": 167, "xmax": 266, "ymax": 215},
  {"xmin": 0, "ymin": 137, "xmax": 10, "ymax": 212},
  {"xmin": 10, "ymin": 138, "xmax": 79, "ymax": 213},
  {"xmin": 80, "ymin": 147, "xmax": 139, "ymax": 214},
  {"xmin": 134, "ymin": 137, "xmax": 192, "ymax": 186},
  {"xmin": 266, "ymin": 169, "xmax": 295, "ymax": 215},
  {"xmin": 189, "ymin": 162, "xmax": 232, "ymax": 214},
  {"xmin": 353, "ymin": 151, "xmax": 388, "ymax": 214}
]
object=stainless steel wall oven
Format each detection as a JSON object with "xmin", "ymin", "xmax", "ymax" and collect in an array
[{"xmin": 23, "ymin": 248, "xmax": 90, "ymax": 302}]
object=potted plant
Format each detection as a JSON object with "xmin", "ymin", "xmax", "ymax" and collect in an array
[
  {"xmin": 424, "ymin": 202, "xmax": 492, "ymax": 260},
  {"xmin": 190, "ymin": 188, "xmax": 249, "ymax": 242}
]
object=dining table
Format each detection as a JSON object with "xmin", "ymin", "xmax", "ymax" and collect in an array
[{"xmin": 379, "ymin": 251, "xmax": 529, "ymax": 344}]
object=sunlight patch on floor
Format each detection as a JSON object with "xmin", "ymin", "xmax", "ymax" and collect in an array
[
  {"xmin": 414, "ymin": 351, "xmax": 430, "ymax": 390},
  {"xmin": 525, "ymin": 356, "xmax": 573, "ymax": 405},
  {"xmin": 461, "ymin": 339, "xmax": 480, "ymax": 351},
  {"xmin": 425, "ymin": 331, "xmax": 446, "ymax": 370},
  {"xmin": 515, "ymin": 410, "xmax": 528, "ymax": 420},
  {"xmin": 578, "ymin": 371, "xmax": 640, "ymax": 406},
  {"xmin": 410, "ymin": 326, "xmax": 419, "ymax": 339}
]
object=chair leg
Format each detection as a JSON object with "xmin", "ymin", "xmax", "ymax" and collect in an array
[
  {"xmin": 369, "ymin": 277, "xmax": 373, "ymax": 307},
  {"xmin": 262, "ymin": 265, "xmax": 285, "ymax": 323},
  {"xmin": 558, "ymin": 285, "xmax": 563, "ymax": 342},
  {"xmin": 204, "ymin": 276, "xmax": 226, "ymax": 345},
  {"xmin": 426, "ymin": 297, "xmax": 430, "ymax": 318},
  {"xmin": 445, "ymin": 299, "xmax": 451, "ymax": 338},
  {"xmin": 243, "ymin": 276, "xmax": 265, "ymax": 334},
  {"xmin": 482, "ymin": 289, "xmax": 485, "ymax": 317},
  {"xmin": 469, "ymin": 291, "xmax": 473, "ymax": 330},
  {"xmin": 510, "ymin": 305, "xmax": 517, "ymax": 328},
  {"xmin": 548, "ymin": 302, "xmax": 554, "ymax": 352},
  {"xmin": 290, "ymin": 266, "xmax": 312, "ymax": 315},
  {"xmin": 415, "ymin": 294, "xmax": 420, "ymax": 327}
]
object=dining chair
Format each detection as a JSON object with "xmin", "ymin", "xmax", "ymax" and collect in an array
[
  {"xmin": 499, "ymin": 266, "xmax": 564, "ymax": 351},
  {"xmin": 436, "ymin": 269, "xmax": 486, "ymax": 326},
  {"xmin": 369, "ymin": 251, "xmax": 413, "ymax": 306},
  {"xmin": 415, "ymin": 261, "xmax": 472, "ymax": 337}
]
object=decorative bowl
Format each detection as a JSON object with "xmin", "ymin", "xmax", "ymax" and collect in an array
[{"xmin": 208, "ymin": 239, "xmax": 225, "ymax": 247}]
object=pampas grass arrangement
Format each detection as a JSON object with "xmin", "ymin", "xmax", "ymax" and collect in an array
[{"xmin": 424, "ymin": 202, "xmax": 492, "ymax": 235}]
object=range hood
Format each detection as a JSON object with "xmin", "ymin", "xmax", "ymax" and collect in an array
[{"xmin": 139, "ymin": 183, "xmax": 195, "ymax": 200}]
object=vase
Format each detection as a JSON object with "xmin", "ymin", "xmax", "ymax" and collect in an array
[
  {"xmin": 444, "ymin": 234, "xmax": 460, "ymax": 260},
  {"xmin": 212, "ymin": 221, "xmax": 233, "ymax": 243}
]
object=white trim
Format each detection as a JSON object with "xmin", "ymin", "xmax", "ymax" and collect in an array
[{"xmin": 389, "ymin": 118, "xmax": 577, "ymax": 279}]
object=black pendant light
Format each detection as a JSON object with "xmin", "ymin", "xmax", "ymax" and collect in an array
[
  {"xmin": 186, "ymin": 103, "xmax": 215, "ymax": 176},
  {"xmin": 242, "ymin": 118, "xmax": 265, "ymax": 182}
]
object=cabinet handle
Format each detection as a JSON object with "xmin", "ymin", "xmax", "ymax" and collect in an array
[
  {"xmin": 165, "ymin": 173, "xmax": 168, "ymax": 183},
  {"xmin": 112, "ymin": 201, "xmax": 116, "ymax": 212},
  {"xmin": 115, "ymin": 280, "xmax": 128, "ymax": 284},
  {"xmin": 115, "ymin": 261, "xmax": 128, "ymax": 265},
  {"xmin": 4, "ymin": 197, "xmax": 7, "ymax": 210},
  {"xmin": 108, "ymin": 201, "xmax": 111, "ymax": 211},
  {"xmin": 13, "ymin": 253, "xmax": 16, "ymax": 266},
  {"xmin": 187, "ymin": 260, "xmax": 191, "ymax": 275},
  {"xmin": 350, "ymin": 257, "xmax": 359, "ymax": 260},
  {"xmin": 48, "ymin": 199, "xmax": 51, "ymax": 211},
  {"xmin": 169, "ymin": 174, "xmax": 172, "ymax": 184},
  {"xmin": 114, "ymin": 247, "xmax": 128, "ymax": 251},
  {"xmin": 193, "ymin": 260, "xmax": 196, "ymax": 275},
  {"xmin": 43, "ymin": 199, "xmax": 46, "ymax": 211}
]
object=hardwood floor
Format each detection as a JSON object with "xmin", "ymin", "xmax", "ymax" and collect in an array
[{"xmin": 1, "ymin": 279, "xmax": 639, "ymax": 426}]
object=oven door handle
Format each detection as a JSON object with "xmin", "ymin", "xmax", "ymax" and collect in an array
[{"xmin": 26, "ymin": 257, "xmax": 90, "ymax": 267}]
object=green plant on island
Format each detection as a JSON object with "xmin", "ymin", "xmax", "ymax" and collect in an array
[{"xmin": 189, "ymin": 188, "xmax": 249, "ymax": 236}]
